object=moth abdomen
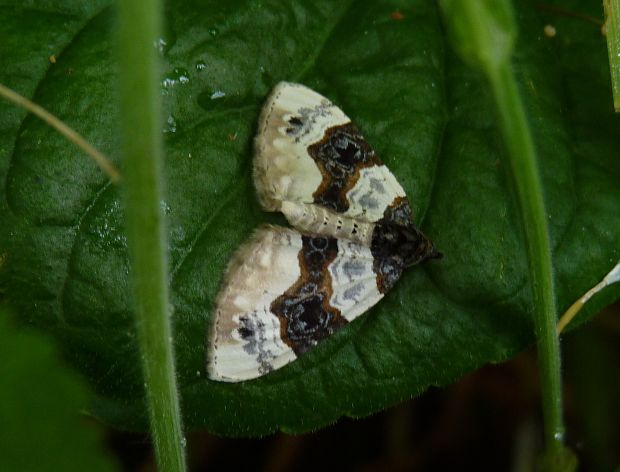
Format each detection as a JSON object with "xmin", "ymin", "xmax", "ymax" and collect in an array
[{"xmin": 281, "ymin": 200, "xmax": 374, "ymax": 245}]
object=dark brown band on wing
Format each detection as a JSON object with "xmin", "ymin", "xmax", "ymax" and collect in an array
[
  {"xmin": 373, "ymin": 255, "xmax": 404, "ymax": 294},
  {"xmin": 371, "ymin": 196, "xmax": 439, "ymax": 293},
  {"xmin": 270, "ymin": 235, "xmax": 348, "ymax": 356},
  {"xmin": 307, "ymin": 122, "xmax": 382, "ymax": 213},
  {"xmin": 382, "ymin": 195, "xmax": 414, "ymax": 227},
  {"xmin": 371, "ymin": 196, "xmax": 413, "ymax": 293}
]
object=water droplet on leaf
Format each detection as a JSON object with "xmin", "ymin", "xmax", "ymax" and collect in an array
[
  {"xmin": 161, "ymin": 68, "xmax": 190, "ymax": 89},
  {"xmin": 153, "ymin": 37, "xmax": 167, "ymax": 54},
  {"xmin": 163, "ymin": 115, "xmax": 178, "ymax": 134}
]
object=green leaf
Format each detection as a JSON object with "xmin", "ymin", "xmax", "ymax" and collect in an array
[
  {"xmin": 0, "ymin": 308, "xmax": 117, "ymax": 472},
  {"xmin": 1, "ymin": 0, "xmax": 619, "ymax": 436}
]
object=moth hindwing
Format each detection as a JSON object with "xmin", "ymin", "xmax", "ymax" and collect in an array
[{"xmin": 207, "ymin": 82, "xmax": 440, "ymax": 382}]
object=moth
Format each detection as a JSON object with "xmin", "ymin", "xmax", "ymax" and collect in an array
[{"xmin": 207, "ymin": 82, "xmax": 440, "ymax": 382}]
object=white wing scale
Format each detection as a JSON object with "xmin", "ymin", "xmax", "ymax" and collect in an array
[
  {"xmin": 207, "ymin": 227, "xmax": 299, "ymax": 382},
  {"xmin": 254, "ymin": 82, "xmax": 411, "ymax": 242}
]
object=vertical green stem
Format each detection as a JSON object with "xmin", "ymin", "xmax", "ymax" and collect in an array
[
  {"xmin": 438, "ymin": 1, "xmax": 570, "ymax": 466},
  {"xmin": 487, "ymin": 63, "xmax": 563, "ymax": 455},
  {"xmin": 604, "ymin": 0, "xmax": 620, "ymax": 111},
  {"xmin": 117, "ymin": 0, "xmax": 187, "ymax": 471}
]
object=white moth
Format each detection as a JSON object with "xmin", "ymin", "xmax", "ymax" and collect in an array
[{"xmin": 207, "ymin": 82, "xmax": 440, "ymax": 382}]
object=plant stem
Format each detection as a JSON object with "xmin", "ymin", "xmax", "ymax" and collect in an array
[
  {"xmin": 117, "ymin": 0, "xmax": 187, "ymax": 470},
  {"xmin": 487, "ymin": 62, "xmax": 563, "ymax": 456},
  {"xmin": 438, "ymin": 1, "xmax": 567, "ymax": 462},
  {"xmin": 557, "ymin": 260, "xmax": 620, "ymax": 333},
  {"xmin": 603, "ymin": 0, "xmax": 620, "ymax": 111},
  {"xmin": 0, "ymin": 83, "xmax": 121, "ymax": 183}
]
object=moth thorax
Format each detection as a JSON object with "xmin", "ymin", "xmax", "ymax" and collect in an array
[{"xmin": 281, "ymin": 201, "xmax": 373, "ymax": 245}]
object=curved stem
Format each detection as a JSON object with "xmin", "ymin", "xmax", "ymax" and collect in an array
[
  {"xmin": 557, "ymin": 260, "xmax": 620, "ymax": 333},
  {"xmin": 0, "ymin": 83, "xmax": 121, "ymax": 183}
]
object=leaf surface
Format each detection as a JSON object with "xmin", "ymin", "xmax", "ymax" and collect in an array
[{"xmin": 1, "ymin": 0, "xmax": 618, "ymax": 435}]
